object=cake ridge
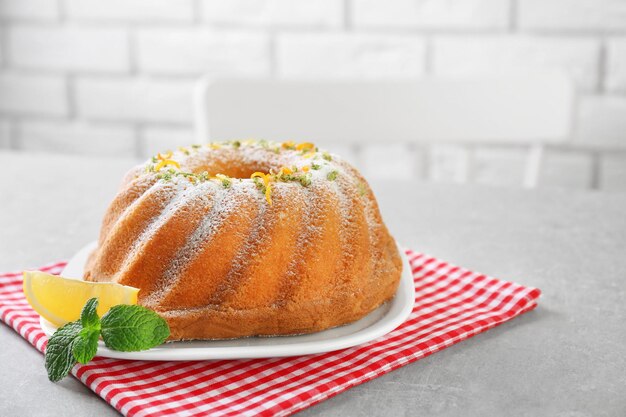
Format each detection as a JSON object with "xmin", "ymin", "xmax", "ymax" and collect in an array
[
  {"xmin": 112, "ymin": 182, "xmax": 208, "ymax": 296},
  {"xmin": 154, "ymin": 184, "xmax": 260, "ymax": 310},
  {"xmin": 87, "ymin": 180, "xmax": 179, "ymax": 282},
  {"xmin": 98, "ymin": 176, "xmax": 158, "ymax": 243},
  {"xmin": 267, "ymin": 183, "xmax": 314, "ymax": 308},
  {"xmin": 205, "ymin": 187, "xmax": 269, "ymax": 306},
  {"xmin": 117, "ymin": 183, "xmax": 196, "ymax": 270},
  {"xmin": 142, "ymin": 181, "xmax": 222, "ymax": 307}
]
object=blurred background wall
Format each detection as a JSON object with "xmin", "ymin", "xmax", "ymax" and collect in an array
[{"xmin": 0, "ymin": 0, "xmax": 624, "ymax": 191}]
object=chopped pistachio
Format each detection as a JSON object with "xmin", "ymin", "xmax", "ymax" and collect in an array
[
  {"xmin": 191, "ymin": 144, "xmax": 201, "ymax": 149},
  {"xmin": 311, "ymin": 163, "xmax": 321, "ymax": 170},
  {"xmin": 215, "ymin": 174, "xmax": 232, "ymax": 188},
  {"xmin": 252, "ymin": 176, "xmax": 265, "ymax": 192},
  {"xmin": 357, "ymin": 182, "xmax": 367, "ymax": 196},
  {"xmin": 232, "ymin": 140, "xmax": 241, "ymax": 148},
  {"xmin": 327, "ymin": 170, "xmax": 339, "ymax": 181},
  {"xmin": 322, "ymin": 152, "xmax": 332, "ymax": 161},
  {"xmin": 299, "ymin": 174, "xmax": 312, "ymax": 187},
  {"xmin": 158, "ymin": 171, "xmax": 173, "ymax": 181}
]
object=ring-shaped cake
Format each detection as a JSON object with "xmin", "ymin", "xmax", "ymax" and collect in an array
[{"xmin": 85, "ymin": 140, "xmax": 403, "ymax": 340}]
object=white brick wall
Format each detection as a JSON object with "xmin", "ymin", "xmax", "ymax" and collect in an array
[
  {"xmin": 519, "ymin": 0, "xmax": 626, "ymax": 31},
  {"xmin": 8, "ymin": 26, "xmax": 129, "ymax": 73},
  {"xmin": 201, "ymin": 0, "xmax": 344, "ymax": 28},
  {"xmin": 0, "ymin": 0, "xmax": 625, "ymax": 191},
  {"xmin": 277, "ymin": 33, "xmax": 426, "ymax": 78},
  {"xmin": 0, "ymin": 73, "xmax": 67, "ymax": 116},
  {"xmin": 606, "ymin": 39, "xmax": 626, "ymax": 92},
  {"xmin": 64, "ymin": 0, "xmax": 195, "ymax": 23},
  {"xmin": 432, "ymin": 36, "xmax": 600, "ymax": 91},
  {"xmin": 0, "ymin": 0, "xmax": 58, "ymax": 20},
  {"xmin": 18, "ymin": 120, "xmax": 136, "ymax": 156},
  {"xmin": 140, "ymin": 126, "xmax": 195, "ymax": 158},
  {"xmin": 359, "ymin": 143, "xmax": 417, "ymax": 179},
  {"xmin": 352, "ymin": 0, "xmax": 509, "ymax": 30},
  {"xmin": 0, "ymin": 119, "xmax": 10, "ymax": 148},
  {"xmin": 137, "ymin": 29, "xmax": 270, "ymax": 76},
  {"xmin": 575, "ymin": 96, "xmax": 626, "ymax": 148},
  {"xmin": 76, "ymin": 78, "xmax": 195, "ymax": 123}
]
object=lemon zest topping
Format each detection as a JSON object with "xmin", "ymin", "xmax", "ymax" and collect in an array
[
  {"xmin": 155, "ymin": 159, "xmax": 180, "ymax": 172},
  {"xmin": 251, "ymin": 172, "xmax": 273, "ymax": 205},
  {"xmin": 157, "ymin": 151, "xmax": 173, "ymax": 161},
  {"xmin": 148, "ymin": 141, "xmax": 328, "ymax": 193},
  {"xmin": 265, "ymin": 182, "xmax": 272, "ymax": 205},
  {"xmin": 280, "ymin": 166, "xmax": 293, "ymax": 175},
  {"xmin": 296, "ymin": 142, "xmax": 315, "ymax": 152},
  {"xmin": 212, "ymin": 173, "xmax": 232, "ymax": 188}
]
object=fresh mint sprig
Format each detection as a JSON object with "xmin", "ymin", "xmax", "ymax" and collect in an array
[
  {"xmin": 44, "ymin": 321, "xmax": 83, "ymax": 382},
  {"xmin": 72, "ymin": 297, "xmax": 100, "ymax": 364},
  {"xmin": 44, "ymin": 298, "xmax": 170, "ymax": 382},
  {"xmin": 100, "ymin": 304, "xmax": 171, "ymax": 352}
]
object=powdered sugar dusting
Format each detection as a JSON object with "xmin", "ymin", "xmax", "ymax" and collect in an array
[{"xmin": 106, "ymin": 140, "xmax": 390, "ymax": 310}]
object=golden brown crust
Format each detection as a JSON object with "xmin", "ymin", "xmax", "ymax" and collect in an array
[
  {"xmin": 84, "ymin": 141, "xmax": 403, "ymax": 340},
  {"xmin": 161, "ymin": 239, "xmax": 401, "ymax": 340}
]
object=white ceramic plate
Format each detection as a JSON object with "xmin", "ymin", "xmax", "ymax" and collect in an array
[{"xmin": 40, "ymin": 241, "xmax": 415, "ymax": 360}]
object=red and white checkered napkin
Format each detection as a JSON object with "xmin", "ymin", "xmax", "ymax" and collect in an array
[{"xmin": 0, "ymin": 249, "xmax": 540, "ymax": 417}]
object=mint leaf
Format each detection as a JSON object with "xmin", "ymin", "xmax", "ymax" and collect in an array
[
  {"xmin": 72, "ymin": 298, "xmax": 101, "ymax": 364},
  {"xmin": 72, "ymin": 327, "xmax": 99, "ymax": 364},
  {"xmin": 80, "ymin": 297, "xmax": 100, "ymax": 330},
  {"xmin": 45, "ymin": 321, "xmax": 82, "ymax": 382},
  {"xmin": 44, "ymin": 299, "xmax": 170, "ymax": 382},
  {"xmin": 100, "ymin": 305, "xmax": 170, "ymax": 351}
]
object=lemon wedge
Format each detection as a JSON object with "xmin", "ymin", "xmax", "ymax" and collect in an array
[{"xmin": 23, "ymin": 271, "xmax": 139, "ymax": 327}]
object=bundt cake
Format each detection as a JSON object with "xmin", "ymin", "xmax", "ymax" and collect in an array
[{"xmin": 84, "ymin": 140, "xmax": 403, "ymax": 340}]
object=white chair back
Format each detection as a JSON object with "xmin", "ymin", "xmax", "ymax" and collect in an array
[{"xmin": 194, "ymin": 73, "xmax": 574, "ymax": 187}]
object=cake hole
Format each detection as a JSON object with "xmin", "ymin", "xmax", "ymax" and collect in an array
[{"xmin": 182, "ymin": 148, "xmax": 288, "ymax": 178}]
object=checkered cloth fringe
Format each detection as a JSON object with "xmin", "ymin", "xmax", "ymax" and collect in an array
[{"xmin": 0, "ymin": 249, "xmax": 540, "ymax": 417}]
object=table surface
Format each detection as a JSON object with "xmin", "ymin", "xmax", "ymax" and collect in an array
[{"xmin": 1, "ymin": 151, "xmax": 625, "ymax": 417}]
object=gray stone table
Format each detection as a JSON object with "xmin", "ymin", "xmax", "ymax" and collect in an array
[{"xmin": 1, "ymin": 151, "xmax": 625, "ymax": 417}]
